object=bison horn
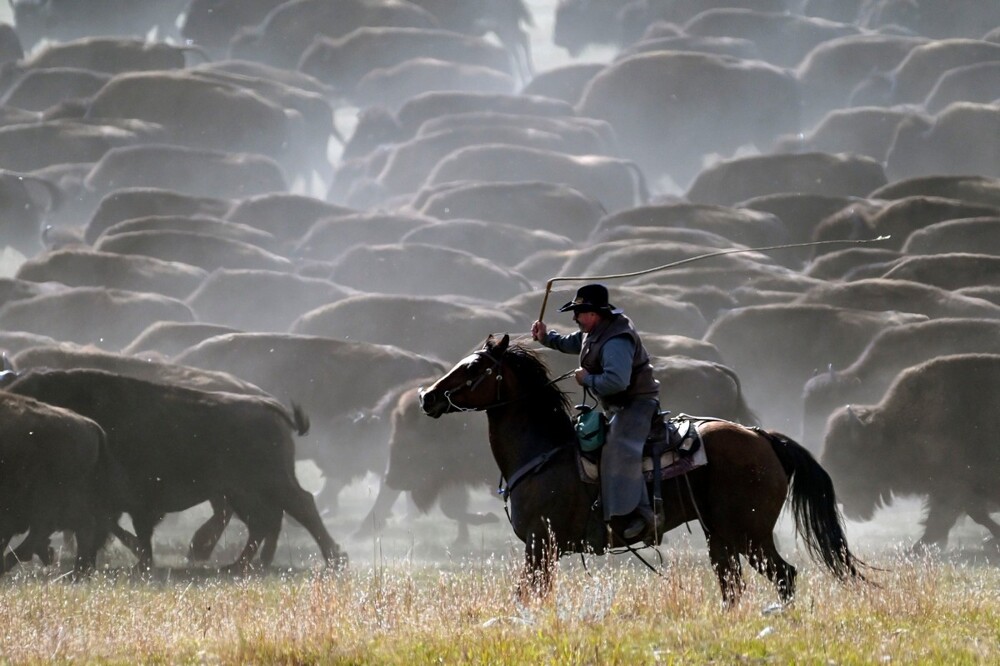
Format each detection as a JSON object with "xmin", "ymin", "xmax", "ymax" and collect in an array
[{"xmin": 0, "ymin": 353, "xmax": 17, "ymax": 386}]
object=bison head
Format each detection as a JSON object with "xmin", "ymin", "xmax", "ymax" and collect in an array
[{"xmin": 820, "ymin": 404, "xmax": 888, "ymax": 521}]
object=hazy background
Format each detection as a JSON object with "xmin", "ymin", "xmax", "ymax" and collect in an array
[{"xmin": 0, "ymin": 0, "xmax": 988, "ymax": 573}]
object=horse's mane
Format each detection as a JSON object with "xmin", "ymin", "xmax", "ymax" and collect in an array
[{"xmin": 506, "ymin": 342, "xmax": 573, "ymax": 417}]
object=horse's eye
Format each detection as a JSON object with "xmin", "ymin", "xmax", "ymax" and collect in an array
[{"xmin": 485, "ymin": 368, "xmax": 493, "ymax": 375}]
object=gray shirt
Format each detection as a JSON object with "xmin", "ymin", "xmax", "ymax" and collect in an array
[{"xmin": 541, "ymin": 330, "xmax": 636, "ymax": 397}]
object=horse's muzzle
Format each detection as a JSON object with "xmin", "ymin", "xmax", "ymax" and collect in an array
[{"xmin": 417, "ymin": 387, "xmax": 445, "ymax": 418}]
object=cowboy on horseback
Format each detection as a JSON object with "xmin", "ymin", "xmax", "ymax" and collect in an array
[{"xmin": 531, "ymin": 283, "xmax": 663, "ymax": 542}]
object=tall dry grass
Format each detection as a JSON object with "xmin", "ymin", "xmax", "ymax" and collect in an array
[{"xmin": 0, "ymin": 546, "xmax": 996, "ymax": 664}]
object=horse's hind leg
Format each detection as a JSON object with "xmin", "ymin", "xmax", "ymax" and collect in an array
[
  {"xmin": 708, "ymin": 537, "xmax": 744, "ymax": 607},
  {"xmin": 747, "ymin": 538, "xmax": 797, "ymax": 603}
]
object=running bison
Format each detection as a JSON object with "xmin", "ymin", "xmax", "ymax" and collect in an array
[
  {"xmin": 3, "ymin": 368, "xmax": 346, "ymax": 571},
  {"xmin": 821, "ymin": 354, "xmax": 1000, "ymax": 553},
  {"xmin": 0, "ymin": 392, "xmax": 116, "ymax": 576}
]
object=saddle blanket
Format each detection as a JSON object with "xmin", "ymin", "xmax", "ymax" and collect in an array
[{"xmin": 578, "ymin": 422, "xmax": 709, "ymax": 484}]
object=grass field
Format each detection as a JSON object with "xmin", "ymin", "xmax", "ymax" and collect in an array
[{"xmin": 1, "ymin": 535, "xmax": 997, "ymax": 665}]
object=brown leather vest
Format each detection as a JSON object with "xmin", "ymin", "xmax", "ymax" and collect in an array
[{"xmin": 579, "ymin": 314, "xmax": 660, "ymax": 406}]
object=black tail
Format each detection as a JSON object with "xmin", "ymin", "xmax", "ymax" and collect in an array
[{"xmin": 762, "ymin": 429, "xmax": 867, "ymax": 582}]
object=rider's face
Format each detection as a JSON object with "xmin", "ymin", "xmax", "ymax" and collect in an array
[{"xmin": 573, "ymin": 310, "xmax": 600, "ymax": 333}]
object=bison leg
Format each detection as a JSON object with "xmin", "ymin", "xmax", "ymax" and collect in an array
[
  {"xmin": 708, "ymin": 536, "xmax": 745, "ymax": 607},
  {"xmin": 280, "ymin": 486, "xmax": 347, "ymax": 569},
  {"xmin": 965, "ymin": 504, "xmax": 1000, "ymax": 541},
  {"xmin": 129, "ymin": 512, "xmax": 163, "ymax": 570},
  {"xmin": 227, "ymin": 505, "xmax": 281, "ymax": 572},
  {"xmin": 914, "ymin": 497, "xmax": 962, "ymax": 552},
  {"xmin": 438, "ymin": 485, "xmax": 499, "ymax": 546},
  {"xmin": 3, "ymin": 537, "xmax": 32, "ymax": 570},
  {"xmin": 0, "ymin": 534, "xmax": 10, "ymax": 570},
  {"xmin": 187, "ymin": 497, "xmax": 233, "ymax": 562},
  {"xmin": 315, "ymin": 479, "xmax": 343, "ymax": 516},
  {"xmin": 71, "ymin": 515, "xmax": 98, "ymax": 578},
  {"xmin": 110, "ymin": 523, "xmax": 143, "ymax": 558},
  {"xmin": 3, "ymin": 529, "xmax": 51, "ymax": 571},
  {"xmin": 354, "ymin": 483, "xmax": 401, "ymax": 537}
]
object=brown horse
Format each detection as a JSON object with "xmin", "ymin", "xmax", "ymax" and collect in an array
[{"xmin": 419, "ymin": 334, "xmax": 866, "ymax": 604}]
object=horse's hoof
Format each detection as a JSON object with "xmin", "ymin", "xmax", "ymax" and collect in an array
[
  {"xmin": 329, "ymin": 551, "xmax": 349, "ymax": 571},
  {"xmin": 909, "ymin": 541, "xmax": 944, "ymax": 558},
  {"xmin": 761, "ymin": 602, "xmax": 786, "ymax": 616},
  {"xmin": 983, "ymin": 537, "xmax": 1000, "ymax": 562}
]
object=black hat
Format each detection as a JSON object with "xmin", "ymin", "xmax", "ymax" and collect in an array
[{"xmin": 558, "ymin": 283, "xmax": 623, "ymax": 315}]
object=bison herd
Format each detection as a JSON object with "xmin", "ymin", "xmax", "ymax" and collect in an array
[{"xmin": 0, "ymin": 0, "xmax": 998, "ymax": 576}]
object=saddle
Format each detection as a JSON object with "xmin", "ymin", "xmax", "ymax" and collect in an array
[{"xmin": 577, "ymin": 414, "xmax": 708, "ymax": 485}]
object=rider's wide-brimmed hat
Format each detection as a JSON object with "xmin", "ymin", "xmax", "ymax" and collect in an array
[{"xmin": 558, "ymin": 283, "xmax": 623, "ymax": 315}]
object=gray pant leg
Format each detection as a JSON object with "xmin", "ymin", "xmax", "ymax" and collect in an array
[{"xmin": 600, "ymin": 398, "xmax": 657, "ymax": 521}]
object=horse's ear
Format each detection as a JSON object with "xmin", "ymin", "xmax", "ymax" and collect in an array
[{"xmin": 484, "ymin": 333, "xmax": 510, "ymax": 354}]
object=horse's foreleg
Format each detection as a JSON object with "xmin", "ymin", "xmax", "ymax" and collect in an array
[
  {"xmin": 517, "ymin": 537, "xmax": 556, "ymax": 602},
  {"xmin": 708, "ymin": 537, "xmax": 744, "ymax": 607}
]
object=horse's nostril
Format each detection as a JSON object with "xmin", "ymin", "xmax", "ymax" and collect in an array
[{"xmin": 417, "ymin": 388, "xmax": 435, "ymax": 414}]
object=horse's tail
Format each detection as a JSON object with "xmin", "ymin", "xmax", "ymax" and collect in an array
[{"xmin": 761, "ymin": 429, "xmax": 867, "ymax": 582}]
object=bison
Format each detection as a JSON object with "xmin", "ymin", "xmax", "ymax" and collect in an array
[
  {"xmin": 16, "ymin": 248, "xmax": 208, "ymax": 300},
  {"xmin": 0, "ymin": 391, "xmax": 115, "ymax": 576},
  {"xmin": 803, "ymin": 318, "xmax": 1000, "ymax": 451},
  {"xmin": 686, "ymin": 152, "xmax": 888, "ymax": 207},
  {"xmin": 3, "ymin": 368, "xmax": 346, "ymax": 571},
  {"xmin": 0, "ymin": 286, "xmax": 195, "ymax": 351},
  {"xmin": 704, "ymin": 303, "xmax": 927, "ymax": 440},
  {"xmin": 83, "ymin": 187, "xmax": 232, "ymax": 245},
  {"xmin": 576, "ymin": 49, "xmax": 801, "ymax": 188},
  {"xmin": 355, "ymin": 377, "xmax": 496, "ymax": 542},
  {"xmin": 172, "ymin": 332, "xmax": 447, "ymax": 512},
  {"xmin": 821, "ymin": 354, "xmax": 1000, "ymax": 552}
]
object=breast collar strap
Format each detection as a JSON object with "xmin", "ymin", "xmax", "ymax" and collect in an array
[{"xmin": 498, "ymin": 446, "xmax": 567, "ymax": 501}]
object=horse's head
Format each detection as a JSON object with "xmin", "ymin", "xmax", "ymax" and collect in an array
[{"xmin": 419, "ymin": 334, "xmax": 510, "ymax": 418}]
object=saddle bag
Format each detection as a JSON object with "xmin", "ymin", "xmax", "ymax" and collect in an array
[
  {"xmin": 574, "ymin": 388, "xmax": 606, "ymax": 452},
  {"xmin": 574, "ymin": 406, "xmax": 607, "ymax": 452}
]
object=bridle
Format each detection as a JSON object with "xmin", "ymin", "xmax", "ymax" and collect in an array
[
  {"xmin": 441, "ymin": 349, "xmax": 505, "ymax": 412},
  {"xmin": 440, "ymin": 348, "xmax": 575, "ymax": 413}
]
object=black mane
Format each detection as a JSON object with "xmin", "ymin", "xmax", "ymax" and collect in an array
[{"xmin": 504, "ymin": 343, "xmax": 575, "ymax": 429}]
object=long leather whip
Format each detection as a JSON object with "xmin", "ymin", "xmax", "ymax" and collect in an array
[{"xmin": 537, "ymin": 235, "xmax": 891, "ymax": 321}]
